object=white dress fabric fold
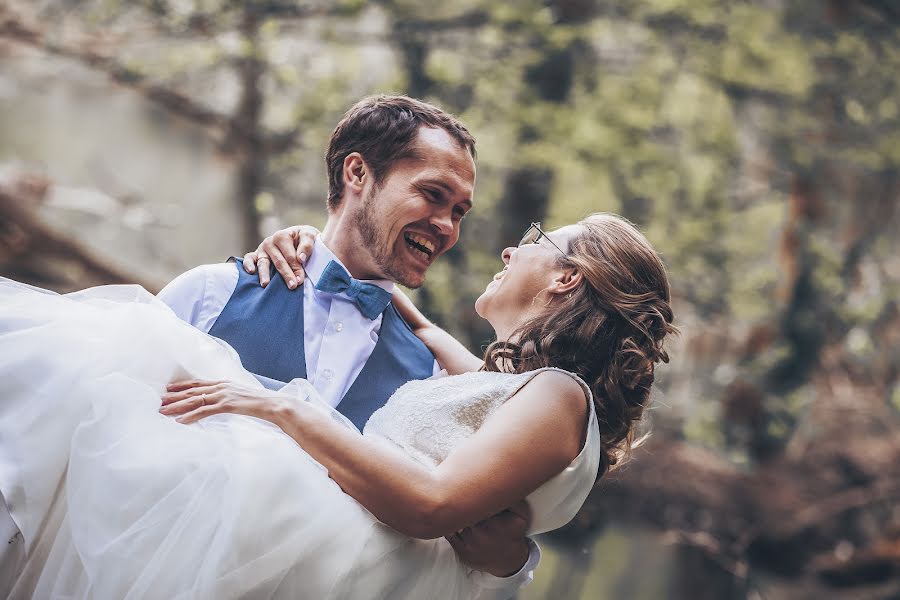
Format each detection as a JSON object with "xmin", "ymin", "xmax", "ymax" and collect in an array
[{"xmin": 0, "ymin": 279, "xmax": 600, "ymax": 599}]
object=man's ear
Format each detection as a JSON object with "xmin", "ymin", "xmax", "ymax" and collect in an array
[
  {"xmin": 550, "ymin": 268, "xmax": 583, "ymax": 297},
  {"xmin": 342, "ymin": 153, "xmax": 369, "ymax": 197}
]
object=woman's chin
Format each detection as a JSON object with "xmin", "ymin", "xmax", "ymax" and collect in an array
[
  {"xmin": 474, "ymin": 286, "xmax": 499, "ymax": 319},
  {"xmin": 474, "ymin": 292, "xmax": 488, "ymax": 318}
]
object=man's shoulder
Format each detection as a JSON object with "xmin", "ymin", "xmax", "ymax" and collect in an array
[
  {"xmin": 159, "ymin": 262, "xmax": 238, "ymax": 296},
  {"xmin": 157, "ymin": 261, "xmax": 241, "ymax": 329},
  {"xmin": 188, "ymin": 260, "xmax": 241, "ymax": 281}
]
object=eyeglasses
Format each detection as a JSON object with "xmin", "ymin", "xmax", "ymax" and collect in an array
[{"xmin": 518, "ymin": 222, "xmax": 567, "ymax": 257}]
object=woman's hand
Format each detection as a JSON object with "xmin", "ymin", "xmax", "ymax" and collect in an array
[
  {"xmin": 160, "ymin": 379, "xmax": 295, "ymax": 426},
  {"xmin": 242, "ymin": 225, "xmax": 320, "ymax": 289}
]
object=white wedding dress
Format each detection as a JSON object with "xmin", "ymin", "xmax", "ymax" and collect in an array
[{"xmin": 0, "ymin": 279, "xmax": 601, "ymax": 599}]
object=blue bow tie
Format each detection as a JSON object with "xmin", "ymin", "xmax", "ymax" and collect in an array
[{"xmin": 314, "ymin": 260, "xmax": 393, "ymax": 320}]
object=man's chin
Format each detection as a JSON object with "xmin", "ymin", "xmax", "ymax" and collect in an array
[
  {"xmin": 395, "ymin": 272, "xmax": 426, "ymax": 289},
  {"xmin": 382, "ymin": 262, "xmax": 426, "ymax": 289}
]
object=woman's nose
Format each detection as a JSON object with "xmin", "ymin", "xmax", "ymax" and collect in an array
[{"xmin": 501, "ymin": 247, "xmax": 514, "ymax": 264}]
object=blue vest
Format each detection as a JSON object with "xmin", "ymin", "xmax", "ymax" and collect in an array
[{"xmin": 208, "ymin": 260, "xmax": 435, "ymax": 430}]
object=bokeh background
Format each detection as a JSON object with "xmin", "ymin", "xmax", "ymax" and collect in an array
[{"xmin": 2, "ymin": 1, "xmax": 899, "ymax": 598}]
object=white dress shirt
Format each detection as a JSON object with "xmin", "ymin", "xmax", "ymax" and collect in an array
[{"xmin": 157, "ymin": 238, "xmax": 539, "ymax": 599}]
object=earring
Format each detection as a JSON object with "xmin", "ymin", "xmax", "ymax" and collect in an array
[
  {"xmin": 532, "ymin": 289, "xmax": 553, "ymax": 308},
  {"xmin": 566, "ymin": 292, "xmax": 572, "ymax": 299}
]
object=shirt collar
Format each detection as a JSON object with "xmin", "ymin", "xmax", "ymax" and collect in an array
[{"xmin": 306, "ymin": 238, "xmax": 395, "ymax": 294}]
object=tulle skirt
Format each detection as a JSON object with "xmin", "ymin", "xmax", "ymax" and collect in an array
[{"xmin": 0, "ymin": 279, "xmax": 470, "ymax": 599}]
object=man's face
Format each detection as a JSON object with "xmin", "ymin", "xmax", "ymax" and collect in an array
[{"xmin": 351, "ymin": 127, "xmax": 476, "ymax": 288}]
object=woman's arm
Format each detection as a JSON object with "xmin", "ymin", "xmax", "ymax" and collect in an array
[
  {"xmin": 392, "ymin": 289, "xmax": 483, "ymax": 375},
  {"xmin": 162, "ymin": 370, "xmax": 588, "ymax": 540}
]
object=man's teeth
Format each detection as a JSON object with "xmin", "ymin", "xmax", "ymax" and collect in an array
[
  {"xmin": 410, "ymin": 246, "xmax": 430, "ymax": 260},
  {"xmin": 405, "ymin": 233, "xmax": 435, "ymax": 254}
]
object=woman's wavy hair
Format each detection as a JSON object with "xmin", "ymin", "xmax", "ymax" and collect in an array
[{"xmin": 482, "ymin": 213, "xmax": 677, "ymax": 478}]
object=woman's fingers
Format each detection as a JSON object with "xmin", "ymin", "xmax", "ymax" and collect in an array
[
  {"xmin": 160, "ymin": 386, "xmax": 220, "ymax": 415},
  {"xmin": 161, "ymin": 381, "xmax": 221, "ymax": 413},
  {"xmin": 161, "ymin": 381, "xmax": 281, "ymax": 424},
  {"xmin": 243, "ymin": 225, "xmax": 320, "ymax": 289},
  {"xmin": 165, "ymin": 380, "xmax": 223, "ymax": 394},
  {"xmin": 243, "ymin": 251, "xmax": 258, "ymax": 275},
  {"xmin": 251, "ymin": 247, "xmax": 271, "ymax": 288},
  {"xmin": 294, "ymin": 226, "xmax": 319, "ymax": 284},
  {"xmin": 264, "ymin": 231, "xmax": 304, "ymax": 289},
  {"xmin": 160, "ymin": 395, "xmax": 204, "ymax": 416},
  {"xmin": 175, "ymin": 402, "xmax": 225, "ymax": 424}
]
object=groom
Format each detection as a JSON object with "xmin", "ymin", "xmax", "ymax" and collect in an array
[{"xmin": 157, "ymin": 96, "xmax": 539, "ymax": 598}]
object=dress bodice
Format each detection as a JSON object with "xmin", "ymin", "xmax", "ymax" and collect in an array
[{"xmin": 364, "ymin": 368, "xmax": 602, "ymax": 535}]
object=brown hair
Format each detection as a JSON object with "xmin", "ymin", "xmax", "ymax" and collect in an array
[
  {"xmin": 483, "ymin": 213, "xmax": 676, "ymax": 478},
  {"xmin": 325, "ymin": 95, "xmax": 477, "ymax": 209}
]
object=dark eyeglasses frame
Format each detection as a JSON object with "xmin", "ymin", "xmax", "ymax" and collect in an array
[{"xmin": 518, "ymin": 222, "xmax": 567, "ymax": 257}]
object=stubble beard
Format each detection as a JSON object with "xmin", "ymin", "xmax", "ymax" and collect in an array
[{"xmin": 351, "ymin": 189, "xmax": 424, "ymax": 289}]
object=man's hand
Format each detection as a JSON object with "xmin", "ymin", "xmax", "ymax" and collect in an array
[
  {"xmin": 242, "ymin": 225, "xmax": 320, "ymax": 289},
  {"xmin": 446, "ymin": 500, "xmax": 531, "ymax": 577}
]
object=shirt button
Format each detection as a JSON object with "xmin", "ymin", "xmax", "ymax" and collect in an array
[
  {"xmin": 322, "ymin": 369, "xmax": 333, "ymax": 381},
  {"xmin": 335, "ymin": 322, "xmax": 344, "ymax": 333}
]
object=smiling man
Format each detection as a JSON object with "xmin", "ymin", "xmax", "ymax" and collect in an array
[
  {"xmin": 156, "ymin": 96, "xmax": 538, "ymax": 599},
  {"xmin": 322, "ymin": 112, "xmax": 474, "ymax": 289}
]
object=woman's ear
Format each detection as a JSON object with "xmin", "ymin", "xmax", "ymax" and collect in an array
[
  {"xmin": 342, "ymin": 153, "xmax": 368, "ymax": 196},
  {"xmin": 550, "ymin": 268, "xmax": 582, "ymax": 297}
]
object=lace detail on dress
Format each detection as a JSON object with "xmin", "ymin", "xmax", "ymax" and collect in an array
[{"xmin": 364, "ymin": 371, "xmax": 532, "ymax": 467}]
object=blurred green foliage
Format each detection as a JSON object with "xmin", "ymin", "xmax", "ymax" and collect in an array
[
  {"xmin": 7, "ymin": 0, "xmax": 900, "ymax": 461},
  {"xmin": 3, "ymin": 2, "xmax": 899, "ymax": 597}
]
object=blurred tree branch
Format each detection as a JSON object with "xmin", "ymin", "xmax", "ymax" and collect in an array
[
  {"xmin": 0, "ymin": 170, "xmax": 160, "ymax": 292},
  {"xmin": 558, "ymin": 430, "xmax": 900, "ymax": 593},
  {"xmin": 0, "ymin": 8, "xmax": 299, "ymax": 158}
]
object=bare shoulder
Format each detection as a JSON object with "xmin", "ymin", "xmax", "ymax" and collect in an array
[
  {"xmin": 523, "ymin": 370, "xmax": 590, "ymax": 414},
  {"xmin": 508, "ymin": 370, "xmax": 590, "ymax": 461}
]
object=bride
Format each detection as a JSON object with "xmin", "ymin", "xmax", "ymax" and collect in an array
[{"xmin": 0, "ymin": 213, "xmax": 674, "ymax": 599}]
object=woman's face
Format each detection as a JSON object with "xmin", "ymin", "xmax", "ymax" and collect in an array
[{"xmin": 475, "ymin": 224, "xmax": 581, "ymax": 338}]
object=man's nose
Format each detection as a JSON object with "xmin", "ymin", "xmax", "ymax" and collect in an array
[
  {"xmin": 429, "ymin": 210, "xmax": 454, "ymax": 235},
  {"xmin": 501, "ymin": 247, "xmax": 514, "ymax": 264}
]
